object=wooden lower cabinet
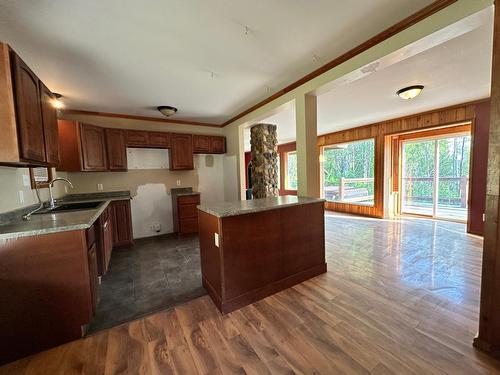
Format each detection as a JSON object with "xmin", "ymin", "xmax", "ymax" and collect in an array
[
  {"xmin": 198, "ymin": 201, "xmax": 326, "ymax": 314},
  {"xmin": 174, "ymin": 193, "xmax": 200, "ymax": 234},
  {"xmin": 96, "ymin": 205, "xmax": 114, "ymax": 276},
  {"xmin": 0, "ymin": 230, "xmax": 94, "ymax": 365},
  {"xmin": 111, "ymin": 200, "xmax": 133, "ymax": 248},
  {"xmin": 87, "ymin": 242, "xmax": 99, "ymax": 315}
]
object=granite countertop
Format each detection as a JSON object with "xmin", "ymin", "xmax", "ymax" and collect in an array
[
  {"xmin": 0, "ymin": 191, "xmax": 131, "ymax": 240},
  {"xmin": 197, "ymin": 195, "xmax": 325, "ymax": 218}
]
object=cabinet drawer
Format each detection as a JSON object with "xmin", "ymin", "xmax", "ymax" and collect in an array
[
  {"xmin": 178, "ymin": 204, "xmax": 198, "ymax": 219},
  {"xmin": 179, "ymin": 217, "xmax": 199, "ymax": 234},
  {"xmin": 178, "ymin": 194, "xmax": 200, "ymax": 205}
]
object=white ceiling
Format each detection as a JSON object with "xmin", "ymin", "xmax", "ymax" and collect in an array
[
  {"xmin": 244, "ymin": 7, "xmax": 493, "ymax": 151},
  {"xmin": 0, "ymin": 0, "xmax": 436, "ymax": 123}
]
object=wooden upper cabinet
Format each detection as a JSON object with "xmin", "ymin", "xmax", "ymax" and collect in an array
[
  {"xmin": 126, "ymin": 130, "xmax": 149, "ymax": 147},
  {"xmin": 193, "ymin": 135, "xmax": 211, "ymax": 153},
  {"xmin": 210, "ymin": 136, "xmax": 226, "ymax": 154},
  {"xmin": 80, "ymin": 123, "xmax": 107, "ymax": 171},
  {"xmin": 149, "ymin": 132, "xmax": 171, "ymax": 148},
  {"xmin": 39, "ymin": 82, "xmax": 59, "ymax": 166},
  {"xmin": 10, "ymin": 51, "xmax": 46, "ymax": 163},
  {"xmin": 170, "ymin": 133, "xmax": 194, "ymax": 170},
  {"xmin": 105, "ymin": 129, "xmax": 127, "ymax": 171},
  {"xmin": 193, "ymin": 135, "xmax": 225, "ymax": 154}
]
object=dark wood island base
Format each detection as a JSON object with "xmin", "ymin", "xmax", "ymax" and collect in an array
[{"xmin": 198, "ymin": 196, "xmax": 326, "ymax": 314}]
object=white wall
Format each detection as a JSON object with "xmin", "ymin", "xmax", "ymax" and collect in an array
[
  {"xmin": 195, "ymin": 154, "xmax": 225, "ymax": 205},
  {"xmin": 129, "ymin": 154, "xmax": 225, "ymax": 239}
]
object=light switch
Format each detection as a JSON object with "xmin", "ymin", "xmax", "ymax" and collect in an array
[
  {"xmin": 214, "ymin": 233, "xmax": 219, "ymax": 247},
  {"xmin": 19, "ymin": 190, "xmax": 24, "ymax": 204},
  {"xmin": 97, "ymin": 183, "xmax": 103, "ymax": 191},
  {"xmin": 176, "ymin": 180, "xmax": 181, "ymax": 186}
]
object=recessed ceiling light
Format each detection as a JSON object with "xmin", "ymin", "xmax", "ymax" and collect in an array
[
  {"xmin": 51, "ymin": 93, "xmax": 64, "ymax": 109},
  {"xmin": 157, "ymin": 106, "xmax": 178, "ymax": 117},
  {"xmin": 397, "ymin": 85, "xmax": 424, "ymax": 100}
]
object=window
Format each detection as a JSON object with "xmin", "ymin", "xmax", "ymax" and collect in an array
[
  {"xmin": 285, "ymin": 151, "xmax": 297, "ymax": 190},
  {"xmin": 321, "ymin": 138, "xmax": 375, "ymax": 206},
  {"xmin": 29, "ymin": 167, "xmax": 53, "ymax": 189},
  {"xmin": 276, "ymin": 154, "xmax": 281, "ymax": 189}
]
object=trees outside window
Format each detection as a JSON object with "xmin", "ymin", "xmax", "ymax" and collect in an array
[
  {"xmin": 322, "ymin": 139, "xmax": 375, "ymax": 206},
  {"xmin": 285, "ymin": 151, "xmax": 297, "ymax": 190}
]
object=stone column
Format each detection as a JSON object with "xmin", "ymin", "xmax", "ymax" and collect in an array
[{"xmin": 250, "ymin": 124, "xmax": 279, "ymax": 199}]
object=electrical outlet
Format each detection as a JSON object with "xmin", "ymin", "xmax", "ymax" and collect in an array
[
  {"xmin": 22, "ymin": 174, "xmax": 30, "ymax": 187},
  {"xmin": 97, "ymin": 183, "xmax": 103, "ymax": 191},
  {"xmin": 152, "ymin": 223, "xmax": 161, "ymax": 232},
  {"xmin": 176, "ymin": 180, "xmax": 181, "ymax": 186},
  {"xmin": 214, "ymin": 233, "xmax": 219, "ymax": 247},
  {"xmin": 18, "ymin": 190, "xmax": 24, "ymax": 204},
  {"xmin": 65, "ymin": 185, "xmax": 68, "ymax": 193}
]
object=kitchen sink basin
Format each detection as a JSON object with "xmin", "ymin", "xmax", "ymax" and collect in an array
[
  {"xmin": 33, "ymin": 201, "xmax": 104, "ymax": 214},
  {"xmin": 50, "ymin": 201, "xmax": 104, "ymax": 212}
]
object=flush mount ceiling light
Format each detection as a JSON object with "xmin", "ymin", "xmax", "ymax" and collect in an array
[
  {"xmin": 157, "ymin": 105, "xmax": 178, "ymax": 117},
  {"xmin": 51, "ymin": 93, "xmax": 64, "ymax": 109},
  {"xmin": 397, "ymin": 85, "xmax": 424, "ymax": 100}
]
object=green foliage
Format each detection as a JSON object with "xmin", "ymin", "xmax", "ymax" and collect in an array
[
  {"xmin": 287, "ymin": 152, "xmax": 297, "ymax": 189},
  {"xmin": 322, "ymin": 139, "xmax": 375, "ymax": 195},
  {"xmin": 402, "ymin": 136, "xmax": 471, "ymax": 206}
]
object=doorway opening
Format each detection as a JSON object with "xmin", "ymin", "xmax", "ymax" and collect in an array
[{"xmin": 392, "ymin": 124, "xmax": 472, "ymax": 223}]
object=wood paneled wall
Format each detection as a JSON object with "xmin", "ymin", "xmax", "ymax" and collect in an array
[{"xmin": 317, "ymin": 101, "xmax": 485, "ymax": 220}]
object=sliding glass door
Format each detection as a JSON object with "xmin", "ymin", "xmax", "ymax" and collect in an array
[{"xmin": 401, "ymin": 133, "xmax": 470, "ymax": 222}]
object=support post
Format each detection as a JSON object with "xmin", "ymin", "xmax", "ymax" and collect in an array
[
  {"xmin": 295, "ymin": 94, "xmax": 319, "ymax": 197},
  {"xmin": 474, "ymin": 1, "xmax": 500, "ymax": 356}
]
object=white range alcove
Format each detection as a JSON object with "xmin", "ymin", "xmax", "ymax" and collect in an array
[{"xmin": 127, "ymin": 148, "xmax": 172, "ymax": 238}]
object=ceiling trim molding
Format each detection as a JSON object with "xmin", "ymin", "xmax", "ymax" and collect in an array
[
  {"xmin": 61, "ymin": 109, "xmax": 222, "ymax": 128},
  {"xmin": 221, "ymin": 0, "xmax": 458, "ymax": 127}
]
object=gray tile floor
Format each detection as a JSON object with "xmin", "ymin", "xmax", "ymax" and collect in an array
[{"xmin": 87, "ymin": 234, "xmax": 206, "ymax": 333}]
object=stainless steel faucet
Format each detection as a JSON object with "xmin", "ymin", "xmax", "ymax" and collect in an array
[{"xmin": 48, "ymin": 177, "xmax": 74, "ymax": 208}]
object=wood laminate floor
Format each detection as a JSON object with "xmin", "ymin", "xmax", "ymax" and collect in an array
[{"xmin": 2, "ymin": 213, "xmax": 500, "ymax": 374}]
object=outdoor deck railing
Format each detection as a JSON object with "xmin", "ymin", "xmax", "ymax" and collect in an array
[{"xmin": 402, "ymin": 176, "xmax": 469, "ymax": 207}]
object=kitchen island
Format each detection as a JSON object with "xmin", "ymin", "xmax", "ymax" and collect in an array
[{"xmin": 197, "ymin": 195, "xmax": 326, "ymax": 314}]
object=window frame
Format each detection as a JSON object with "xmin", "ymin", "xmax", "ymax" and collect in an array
[
  {"xmin": 320, "ymin": 138, "xmax": 376, "ymax": 207},
  {"xmin": 284, "ymin": 150, "xmax": 297, "ymax": 191}
]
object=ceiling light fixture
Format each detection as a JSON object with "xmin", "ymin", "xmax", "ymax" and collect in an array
[
  {"xmin": 157, "ymin": 105, "xmax": 178, "ymax": 117},
  {"xmin": 51, "ymin": 93, "xmax": 64, "ymax": 109},
  {"xmin": 397, "ymin": 85, "xmax": 424, "ymax": 100}
]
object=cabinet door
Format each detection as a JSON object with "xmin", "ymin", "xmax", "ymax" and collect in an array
[
  {"xmin": 105, "ymin": 128, "xmax": 127, "ymax": 171},
  {"xmin": 103, "ymin": 215, "xmax": 113, "ymax": 273},
  {"xmin": 87, "ymin": 242, "xmax": 99, "ymax": 316},
  {"xmin": 170, "ymin": 133, "xmax": 194, "ymax": 170},
  {"xmin": 193, "ymin": 135, "xmax": 211, "ymax": 153},
  {"xmin": 210, "ymin": 136, "xmax": 226, "ymax": 154},
  {"xmin": 10, "ymin": 51, "xmax": 46, "ymax": 163},
  {"xmin": 126, "ymin": 130, "xmax": 149, "ymax": 147},
  {"xmin": 39, "ymin": 83, "xmax": 59, "ymax": 166},
  {"xmin": 111, "ymin": 200, "xmax": 133, "ymax": 248},
  {"xmin": 149, "ymin": 132, "xmax": 171, "ymax": 148},
  {"xmin": 80, "ymin": 123, "xmax": 107, "ymax": 171}
]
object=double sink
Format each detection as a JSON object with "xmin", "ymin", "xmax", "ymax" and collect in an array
[{"xmin": 33, "ymin": 201, "xmax": 104, "ymax": 215}]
